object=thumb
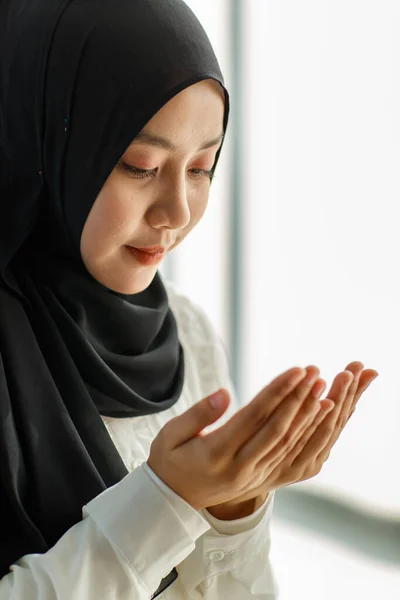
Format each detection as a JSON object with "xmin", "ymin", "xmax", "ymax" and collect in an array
[{"xmin": 168, "ymin": 389, "xmax": 230, "ymax": 446}]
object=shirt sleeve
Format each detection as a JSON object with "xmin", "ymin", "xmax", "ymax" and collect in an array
[
  {"xmin": 145, "ymin": 460, "xmax": 278, "ymax": 598},
  {"xmin": 0, "ymin": 464, "xmax": 210, "ymax": 600},
  {"xmin": 179, "ymin": 497, "xmax": 278, "ymax": 599}
]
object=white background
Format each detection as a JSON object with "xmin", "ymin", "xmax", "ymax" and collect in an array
[{"xmin": 241, "ymin": 0, "xmax": 400, "ymax": 518}]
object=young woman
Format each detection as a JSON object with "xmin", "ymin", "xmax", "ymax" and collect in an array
[{"xmin": 0, "ymin": 0, "xmax": 378, "ymax": 598}]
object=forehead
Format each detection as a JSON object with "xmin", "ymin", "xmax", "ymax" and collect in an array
[{"xmin": 130, "ymin": 80, "xmax": 225, "ymax": 150}]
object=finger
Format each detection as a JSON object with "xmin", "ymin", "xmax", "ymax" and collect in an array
[
  {"xmin": 352, "ymin": 369, "xmax": 379, "ymax": 405},
  {"xmin": 347, "ymin": 369, "xmax": 378, "ymax": 421},
  {"xmin": 290, "ymin": 400, "xmax": 337, "ymax": 468},
  {"xmin": 289, "ymin": 373, "xmax": 354, "ymax": 467},
  {"xmin": 209, "ymin": 366, "xmax": 307, "ymax": 455},
  {"xmin": 324, "ymin": 368, "xmax": 378, "ymax": 453},
  {"xmin": 165, "ymin": 388, "xmax": 230, "ymax": 447},
  {"xmin": 260, "ymin": 378, "xmax": 327, "ymax": 467},
  {"xmin": 275, "ymin": 399, "xmax": 335, "ymax": 468},
  {"xmin": 312, "ymin": 371, "xmax": 355, "ymax": 455},
  {"xmin": 234, "ymin": 366, "xmax": 321, "ymax": 467},
  {"xmin": 340, "ymin": 361, "xmax": 366, "ymax": 417},
  {"xmin": 323, "ymin": 368, "xmax": 379, "ymax": 456},
  {"xmin": 343, "ymin": 361, "xmax": 363, "ymax": 406},
  {"xmin": 339, "ymin": 369, "xmax": 362, "ymax": 428},
  {"xmin": 287, "ymin": 378, "xmax": 326, "ymax": 441},
  {"xmin": 327, "ymin": 362, "xmax": 363, "ymax": 411},
  {"xmin": 324, "ymin": 370, "xmax": 354, "ymax": 421},
  {"xmin": 344, "ymin": 361, "xmax": 364, "ymax": 374}
]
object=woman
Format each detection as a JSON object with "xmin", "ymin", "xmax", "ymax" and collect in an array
[{"xmin": 0, "ymin": 0, "xmax": 378, "ymax": 598}]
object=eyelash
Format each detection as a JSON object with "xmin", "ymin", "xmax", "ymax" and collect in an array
[{"xmin": 120, "ymin": 162, "xmax": 214, "ymax": 182}]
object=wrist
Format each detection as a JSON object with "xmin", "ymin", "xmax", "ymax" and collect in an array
[{"xmin": 206, "ymin": 493, "xmax": 269, "ymax": 521}]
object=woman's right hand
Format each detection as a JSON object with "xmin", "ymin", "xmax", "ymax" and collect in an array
[{"xmin": 147, "ymin": 365, "xmax": 330, "ymax": 510}]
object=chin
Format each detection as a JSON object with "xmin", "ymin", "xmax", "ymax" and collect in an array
[
  {"xmin": 103, "ymin": 268, "xmax": 157, "ymax": 295},
  {"xmin": 83, "ymin": 249, "xmax": 159, "ymax": 295}
]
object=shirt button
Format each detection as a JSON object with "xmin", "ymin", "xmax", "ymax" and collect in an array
[{"xmin": 209, "ymin": 550, "xmax": 225, "ymax": 562}]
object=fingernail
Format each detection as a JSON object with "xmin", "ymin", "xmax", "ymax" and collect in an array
[{"xmin": 209, "ymin": 391, "xmax": 225, "ymax": 409}]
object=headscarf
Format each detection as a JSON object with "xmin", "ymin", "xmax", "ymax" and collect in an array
[{"xmin": 0, "ymin": 0, "xmax": 229, "ymax": 583}]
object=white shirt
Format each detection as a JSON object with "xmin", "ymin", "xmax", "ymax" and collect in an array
[{"xmin": 1, "ymin": 279, "xmax": 278, "ymax": 599}]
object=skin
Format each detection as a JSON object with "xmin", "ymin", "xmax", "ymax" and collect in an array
[
  {"xmin": 80, "ymin": 79, "xmax": 379, "ymax": 520},
  {"xmin": 80, "ymin": 79, "xmax": 225, "ymax": 295},
  {"xmin": 205, "ymin": 362, "xmax": 378, "ymax": 519},
  {"xmin": 148, "ymin": 363, "xmax": 378, "ymax": 519}
]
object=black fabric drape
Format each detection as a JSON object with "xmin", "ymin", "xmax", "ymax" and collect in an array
[{"xmin": 0, "ymin": 0, "xmax": 229, "ymax": 580}]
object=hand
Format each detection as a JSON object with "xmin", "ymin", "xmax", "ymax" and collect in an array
[
  {"xmin": 287, "ymin": 361, "xmax": 379, "ymax": 469},
  {"xmin": 147, "ymin": 365, "xmax": 329, "ymax": 511},
  {"xmin": 208, "ymin": 362, "xmax": 378, "ymax": 519}
]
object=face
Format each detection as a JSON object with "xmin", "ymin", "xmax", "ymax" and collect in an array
[{"xmin": 80, "ymin": 79, "xmax": 225, "ymax": 294}]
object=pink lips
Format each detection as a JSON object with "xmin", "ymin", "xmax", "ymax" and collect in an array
[
  {"xmin": 127, "ymin": 246, "xmax": 166, "ymax": 266},
  {"xmin": 134, "ymin": 246, "xmax": 166, "ymax": 254}
]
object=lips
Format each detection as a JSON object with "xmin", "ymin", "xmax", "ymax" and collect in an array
[
  {"xmin": 132, "ymin": 245, "xmax": 166, "ymax": 254},
  {"xmin": 127, "ymin": 246, "xmax": 166, "ymax": 266}
]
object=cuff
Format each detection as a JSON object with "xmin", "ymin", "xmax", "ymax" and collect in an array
[
  {"xmin": 142, "ymin": 462, "xmax": 210, "ymax": 539},
  {"xmin": 177, "ymin": 492, "xmax": 275, "ymax": 592},
  {"xmin": 83, "ymin": 463, "xmax": 210, "ymax": 595}
]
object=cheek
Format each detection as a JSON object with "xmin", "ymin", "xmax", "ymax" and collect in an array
[
  {"xmin": 190, "ymin": 189, "xmax": 209, "ymax": 224},
  {"xmin": 177, "ymin": 191, "xmax": 209, "ymax": 242},
  {"xmin": 81, "ymin": 179, "xmax": 139, "ymax": 256}
]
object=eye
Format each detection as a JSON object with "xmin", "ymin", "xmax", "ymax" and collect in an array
[
  {"xmin": 119, "ymin": 162, "xmax": 157, "ymax": 179},
  {"xmin": 189, "ymin": 168, "xmax": 214, "ymax": 182}
]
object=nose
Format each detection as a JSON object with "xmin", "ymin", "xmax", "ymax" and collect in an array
[{"xmin": 146, "ymin": 170, "xmax": 191, "ymax": 232}]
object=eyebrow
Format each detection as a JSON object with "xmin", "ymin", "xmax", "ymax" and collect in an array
[{"xmin": 130, "ymin": 130, "xmax": 225, "ymax": 151}]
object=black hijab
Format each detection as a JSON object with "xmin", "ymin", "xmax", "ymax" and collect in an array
[{"xmin": 0, "ymin": 0, "xmax": 229, "ymax": 581}]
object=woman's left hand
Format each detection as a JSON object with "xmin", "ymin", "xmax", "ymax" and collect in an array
[{"xmin": 206, "ymin": 362, "xmax": 378, "ymax": 519}]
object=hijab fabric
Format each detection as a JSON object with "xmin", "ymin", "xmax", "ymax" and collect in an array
[{"xmin": 0, "ymin": 0, "xmax": 229, "ymax": 587}]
